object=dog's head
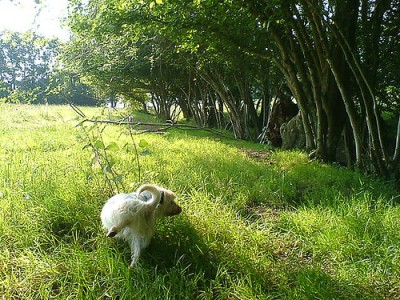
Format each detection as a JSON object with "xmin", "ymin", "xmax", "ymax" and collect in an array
[
  {"xmin": 137, "ymin": 184, "xmax": 182, "ymax": 217},
  {"xmin": 157, "ymin": 188, "xmax": 182, "ymax": 217}
]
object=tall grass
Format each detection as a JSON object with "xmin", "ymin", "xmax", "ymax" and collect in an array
[{"xmin": 0, "ymin": 104, "xmax": 399, "ymax": 299}]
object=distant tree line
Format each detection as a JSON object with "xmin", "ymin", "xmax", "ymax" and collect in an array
[
  {"xmin": 0, "ymin": 30, "xmax": 97, "ymax": 105},
  {"xmin": 64, "ymin": 0, "xmax": 399, "ymax": 178}
]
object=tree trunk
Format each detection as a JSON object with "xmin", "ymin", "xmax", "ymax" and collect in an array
[{"xmin": 201, "ymin": 69, "xmax": 249, "ymax": 139}]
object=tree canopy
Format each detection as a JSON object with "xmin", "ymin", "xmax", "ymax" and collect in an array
[
  {"xmin": 0, "ymin": 30, "xmax": 97, "ymax": 105},
  {"xmin": 62, "ymin": 0, "xmax": 399, "ymax": 178},
  {"xmin": 0, "ymin": 31, "xmax": 58, "ymax": 103}
]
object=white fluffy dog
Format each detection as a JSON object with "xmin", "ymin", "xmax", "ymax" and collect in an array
[{"xmin": 101, "ymin": 184, "xmax": 182, "ymax": 267}]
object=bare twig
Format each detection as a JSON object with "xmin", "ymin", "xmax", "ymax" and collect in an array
[
  {"xmin": 76, "ymin": 118, "xmax": 234, "ymax": 139},
  {"xmin": 69, "ymin": 103, "xmax": 86, "ymax": 118}
]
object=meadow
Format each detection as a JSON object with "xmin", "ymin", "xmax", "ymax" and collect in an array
[{"xmin": 0, "ymin": 104, "xmax": 399, "ymax": 299}]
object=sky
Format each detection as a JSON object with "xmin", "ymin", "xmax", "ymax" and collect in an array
[{"xmin": 0, "ymin": 0, "xmax": 70, "ymax": 40}]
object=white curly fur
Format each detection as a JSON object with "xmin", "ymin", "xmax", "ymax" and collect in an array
[{"xmin": 100, "ymin": 184, "xmax": 181, "ymax": 267}]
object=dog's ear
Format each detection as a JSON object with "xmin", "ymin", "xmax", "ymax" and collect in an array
[{"xmin": 159, "ymin": 191, "xmax": 165, "ymax": 205}]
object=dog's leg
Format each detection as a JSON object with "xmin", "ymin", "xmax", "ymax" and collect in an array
[
  {"xmin": 129, "ymin": 236, "xmax": 152, "ymax": 268},
  {"xmin": 129, "ymin": 236, "xmax": 143, "ymax": 268}
]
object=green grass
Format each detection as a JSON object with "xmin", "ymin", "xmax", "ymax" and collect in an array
[{"xmin": 0, "ymin": 104, "xmax": 399, "ymax": 299}]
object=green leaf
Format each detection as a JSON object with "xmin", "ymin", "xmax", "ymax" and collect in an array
[
  {"xmin": 93, "ymin": 140, "xmax": 105, "ymax": 150},
  {"xmin": 139, "ymin": 139, "xmax": 150, "ymax": 148},
  {"xmin": 106, "ymin": 142, "xmax": 119, "ymax": 151},
  {"xmin": 108, "ymin": 158, "xmax": 116, "ymax": 168},
  {"xmin": 113, "ymin": 174, "xmax": 123, "ymax": 183},
  {"xmin": 156, "ymin": 0, "xmax": 163, "ymax": 4}
]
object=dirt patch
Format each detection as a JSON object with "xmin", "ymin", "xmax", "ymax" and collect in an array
[
  {"xmin": 239, "ymin": 205, "xmax": 284, "ymax": 229},
  {"xmin": 242, "ymin": 149, "xmax": 275, "ymax": 165},
  {"xmin": 244, "ymin": 205, "xmax": 282, "ymax": 220}
]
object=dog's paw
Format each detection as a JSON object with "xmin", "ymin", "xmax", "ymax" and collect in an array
[
  {"xmin": 106, "ymin": 227, "xmax": 118, "ymax": 238},
  {"xmin": 129, "ymin": 256, "xmax": 140, "ymax": 268},
  {"xmin": 129, "ymin": 261, "xmax": 137, "ymax": 268}
]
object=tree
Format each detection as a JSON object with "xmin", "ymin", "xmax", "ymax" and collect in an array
[
  {"xmin": 240, "ymin": 0, "xmax": 399, "ymax": 176},
  {"xmin": 66, "ymin": 0, "xmax": 279, "ymax": 137},
  {"xmin": 47, "ymin": 70, "xmax": 98, "ymax": 105},
  {"xmin": 65, "ymin": 0, "xmax": 399, "ymax": 177},
  {"xmin": 0, "ymin": 30, "xmax": 99, "ymax": 105},
  {"xmin": 0, "ymin": 31, "xmax": 57, "ymax": 103}
]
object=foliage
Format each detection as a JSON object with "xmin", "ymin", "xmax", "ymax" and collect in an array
[
  {"xmin": 64, "ymin": 0, "xmax": 400, "ymax": 178},
  {"xmin": 0, "ymin": 30, "xmax": 97, "ymax": 105},
  {"xmin": 0, "ymin": 104, "xmax": 399, "ymax": 299},
  {"xmin": 0, "ymin": 31, "xmax": 58, "ymax": 103},
  {"xmin": 47, "ymin": 69, "xmax": 99, "ymax": 106},
  {"xmin": 64, "ymin": 0, "xmax": 279, "ymax": 134}
]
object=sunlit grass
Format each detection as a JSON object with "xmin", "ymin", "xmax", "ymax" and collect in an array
[{"xmin": 0, "ymin": 104, "xmax": 399, "ymax": 299}]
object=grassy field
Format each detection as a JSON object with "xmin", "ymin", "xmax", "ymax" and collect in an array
[{"xmin": 0, "ymin": 104, "xmax": 399, "ymax": 299}]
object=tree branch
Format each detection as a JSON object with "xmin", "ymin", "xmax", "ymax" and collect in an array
[{"xmin": 75, "ymin": 118, "xmax": 234, "ymax": 139}]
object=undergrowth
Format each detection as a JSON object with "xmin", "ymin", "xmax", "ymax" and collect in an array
[{"xmin": 0, "ymin": 104, "xmax": 399, "ymax": 299}]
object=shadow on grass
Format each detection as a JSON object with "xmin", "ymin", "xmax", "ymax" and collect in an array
[
  {"xmin": 41, "ymin": 203, "xmax": 389, "ymax": 298},
  {"xmin": 138, "ymin": 217, "xmax": 223, "ymax": 297},
  {"xmin": 123, "ymin": 215, "xmax": 383, "ymax": 299},
  {"xmin": 284, "ymin": 267, "xmax": 384, "ymax": 300},
  {"xmin": 104, "ymin": 216, "xmax": 274, "ymax": 298}
]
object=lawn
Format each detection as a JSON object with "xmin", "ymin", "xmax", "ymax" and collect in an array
[{"xmin": 0, "ymin": 104, "xmax": 399, "ymax": 299}]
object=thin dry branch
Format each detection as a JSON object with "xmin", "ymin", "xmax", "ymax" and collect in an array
[
  {"xmin": 69, "ymin": 103, "xmax": 86, "ymax": 118},
  {"xmin": 75, "ymin": 118, "xmax": 234, "ymax": 139}
]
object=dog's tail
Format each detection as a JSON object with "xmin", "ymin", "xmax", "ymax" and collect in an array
[{"xmin": 136, "ymin": 184, "xmax": 164, "ymax": 208}]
